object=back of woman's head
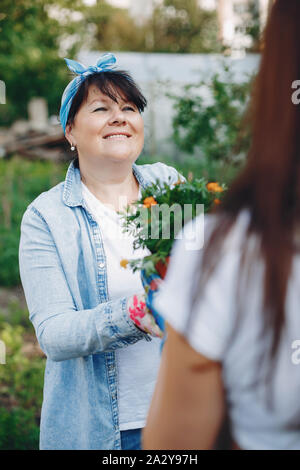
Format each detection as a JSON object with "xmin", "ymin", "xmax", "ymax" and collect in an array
[
  {"xmin": 192, "ymin": 0, "xmax": 300, "ymax": 378},
  {"xmin": 233, "ymin": 0, "xmax": 300, "ymax": 222}
]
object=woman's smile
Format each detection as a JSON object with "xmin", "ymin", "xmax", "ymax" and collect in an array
[{"xmin": 103, "ymin": 132, "xmax": 132, "ymax": 140}]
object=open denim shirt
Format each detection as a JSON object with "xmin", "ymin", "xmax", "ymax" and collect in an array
[{"xmin": 19, "ymin": 158, "xmax": 184, "ymax": 450}]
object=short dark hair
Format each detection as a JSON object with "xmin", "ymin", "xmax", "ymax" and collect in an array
[{"xmin": 66, "ymin": 70, "xmax": 147, "ymax": 128}]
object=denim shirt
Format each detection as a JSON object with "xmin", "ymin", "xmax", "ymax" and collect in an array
[{"xmin": 19, "ymin": 158, "xmax": 184, "ymax": 450}]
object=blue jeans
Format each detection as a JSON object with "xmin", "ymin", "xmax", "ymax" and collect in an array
[{"xmin": 120, "ymin": 428, "xmax": 142, "ymax": 450}]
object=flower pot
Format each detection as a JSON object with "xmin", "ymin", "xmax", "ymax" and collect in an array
[{"xmin": 154, "ymin": 256, "xmax": 170, "ymax": 279}]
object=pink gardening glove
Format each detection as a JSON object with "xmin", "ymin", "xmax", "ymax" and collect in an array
[{"xmin": 127, "ymin": 293, "xmax": 164, "ymax": 338}]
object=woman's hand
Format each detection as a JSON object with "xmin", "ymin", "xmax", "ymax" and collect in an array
[
  {"xmin": 127, "ymin": 270, "xmax": 167, "ymax": 341},
  {"xmin": 127, "ymin": 293, "xmax": 164, "ymax": 338}
]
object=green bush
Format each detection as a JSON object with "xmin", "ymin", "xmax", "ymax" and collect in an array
[
  {"xmin": 0, "ymin": 156, "xmax": 67, "ymax": 286},
  {"xmin": 170, "ymin": 65, "xmax": 253, "ymax": 167},
  {"xmin": 0, "ymin": 322, "xmax": 45, "ymax": 411},
  {"xmin": 138, "ymin": 153, "xmax": 240, "ymax": 186},
  {"xmin": 0, "ymin": 308, "xmax": 45, "ymax": 450},
  {"xmin": 0, "ymin": 0, "xmax": 86, "ymax": 127},
  {"xmin": 0, "ymin": 406, "xmax": 40, "ymax": 450},
  {"xmin": 0, "ymin": 297, "xmax": 32, "ymax": 331}
]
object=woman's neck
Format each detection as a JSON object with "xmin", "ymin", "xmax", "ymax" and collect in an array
[{"xmin": 80, "ymin": 163, "xmax": 139, "ymax": 212}]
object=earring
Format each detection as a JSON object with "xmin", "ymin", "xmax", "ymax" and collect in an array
[{"xmin": 70, "ymin": 144, "xmax": 75, "ymax": 151}]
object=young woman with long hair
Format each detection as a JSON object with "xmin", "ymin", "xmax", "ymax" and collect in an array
[{"xmin": 143, "ymin": 0, "xmax": 300, "ymax": 450}]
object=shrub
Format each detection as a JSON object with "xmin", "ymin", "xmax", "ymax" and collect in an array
[
  {"xmin": 0, "ymin": 156, "xmax": 67, "ymax": 286},
  {"xmin": 0, "ymin": 322, "xmax": 45, "ymax": 412},
  {"xmin": 0, "ymin": 313, "xmax": 45, "ymax": 450},
  {"xmin": 0, "ymin": 406, "xmax": 40, "ymax": 450},
  {"xmin": 170, "ymin": 65, "xmax": 253, "ymax": 166}
]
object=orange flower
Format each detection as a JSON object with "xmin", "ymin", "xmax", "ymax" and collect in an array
[
  {"xmin": 120, "ymin": 259, "xmax": 129, "ymax": 269},
  {"xmin": 214, "ymin": 198, "xmax": 221, "ymax": 205},
  {"xmin": 206, "ymin": 182, "xmax": 223, "ymax": 193},
  {"xmin": 143, "ymin": 196, "xmax": 158, "ymax": 208},
  {"xmin": 174, "ymin": 178, "xmax": 185, "ymax": 186}
]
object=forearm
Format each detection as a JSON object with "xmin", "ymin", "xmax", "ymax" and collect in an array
[
  {"xmin": 19, "ymin": 207, "xmax": 151, "ymax": 362},
  {"xmin": 33, "ymin": 296, "xmax": 150, "ymax": 362}
]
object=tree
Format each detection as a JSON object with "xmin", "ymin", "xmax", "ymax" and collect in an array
[
  {"xmin": 0, "ymin": 0, "xmax": 222, "ymax": 126},
  {"xmin": 144, "ymin": 0, "xmax": 221, "ymax": 53},
  {"xmin": 170, "ymin": 66, "xmax": 253, "ymax": 166},
  {"xmin": 84, "ymin": 1, "xmax": 145, "ymax": 52},
  {"xmin": 85, "ymin": 0, "xmax": 221, "ymax": 54},
  {"xmin": 234, "ymin": 0, "xmax": 264, "ymax": 53},
  {"xmin": 246, "ymin": 0, "xmax": 263, "ymax": 52},
  {"xmin": 0, "ymin": 0, "xmax": 87, "ymax": 126}
]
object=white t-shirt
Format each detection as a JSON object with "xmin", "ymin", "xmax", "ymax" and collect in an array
[
  {"xmin": 81, "ymin": 181, "xmax": 161, "ymax": 431},
  {"xmin": 153, "ymin": 210, "xmax": 300, "ymax": 450}
]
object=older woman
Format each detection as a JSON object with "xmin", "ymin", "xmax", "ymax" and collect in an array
[{"xmin": 19, "ymin": 53, "xmax": 184, "ymax": 450}]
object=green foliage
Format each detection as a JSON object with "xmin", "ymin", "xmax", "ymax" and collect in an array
[
  {"xmin": 84, "ymin": 0, "xmax": 221, "ymax": 54},
  {"xmin": 120, "ymin": 177, "xmax": 225, "ymax": 276},
  {"xmin": 0, "ymin": 407, "xmax": 40, "ymax": 450},
  {"xmin": 239, "ymin": 0, "xmax": 262, "ymax": 53},
  {"xmin": 0, "ymin": 307, "xmax": 46, "ymax": 450},
  {"xmin": 170, "ymin": 66, "xmax": 253, "ymax": 165},
  {"xmin": 0, "ymin": 0, "xmax": 222, "ymax": 125},
  {"xmin": 0, "ymin": 156, "xmax": 67, "ymax": 286},
  {"xmin": 0, "ymin": 296, "xmax": 32, "ymax": 330},
  {"xmin": 0, "ymin": 0, "xmax": 87, "ymax": 125},
  {"xmin": 0, "ymin": 229, "xmax": 20, "ymax": 286},
  {"xmin": 0, "ymin": 322, "xmax": 45, "ymax": 411},
  {"xmin": 0, "ymin": 155, "xmax": 58, "ymax": 447},
  {"xmin": 138, "ymin": 153, "xmax": 240, "ymax": 184},
  {"xmin": 147, "ymin": 0, "xmax": 221, "ymax": 53},
  {"xmin": 84, "ymin": 1, "xmax": 145, "ymax": 52}
]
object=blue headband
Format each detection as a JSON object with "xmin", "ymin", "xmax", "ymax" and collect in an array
[{"xmin": 59, "ymin": 52, "xmax": 117, "ymax": 134}]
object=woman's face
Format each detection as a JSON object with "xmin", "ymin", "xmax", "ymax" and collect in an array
[{"xmin": 66, "ymin": 84, "xmax": 144, "ymax": 166}]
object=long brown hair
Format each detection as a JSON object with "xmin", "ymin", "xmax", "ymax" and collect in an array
[{"xmin": 191, "ymin": 0, "xmax": 300, "ymax": 377}]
